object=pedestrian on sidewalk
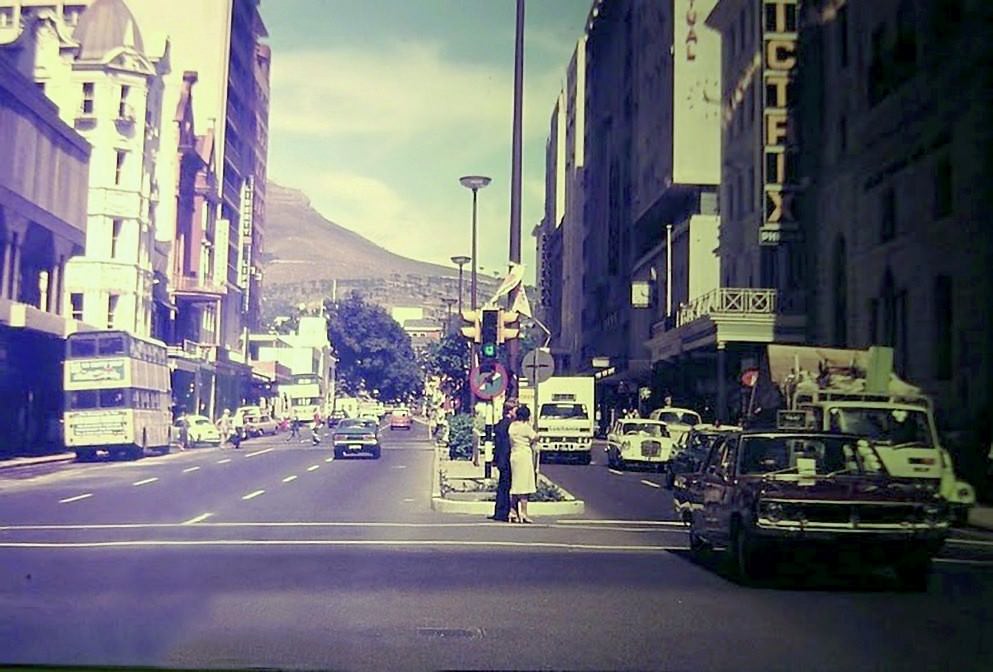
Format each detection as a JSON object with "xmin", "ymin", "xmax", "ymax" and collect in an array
[
  {"xmin": 311, "ymin": 410, "xmax": 322, "ymax": 445},
  {"xmin": 508, "ymin": 405, "xmax": 538, "ymax": 524},
  {"xmin": 488, "ymin": 401, "xmax": 517, "ymax": 522}
]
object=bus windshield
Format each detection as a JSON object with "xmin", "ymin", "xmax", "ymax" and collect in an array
[{"xmin": 540, "ymin": 403, "xmax": 589, "ymax": 420}]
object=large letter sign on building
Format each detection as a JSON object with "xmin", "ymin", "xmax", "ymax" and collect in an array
[{"xmin": 760, "ymin": 0, "xmax": 801, "ymax": 246}]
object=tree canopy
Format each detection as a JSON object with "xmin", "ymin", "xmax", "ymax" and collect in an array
[
  {"xmin": 423, "ymin": 333, "xmax": 470, "ymax": 409},
  {"xmin": 324, "ymin": 292, "xmax": 423, "ymax": 402}
]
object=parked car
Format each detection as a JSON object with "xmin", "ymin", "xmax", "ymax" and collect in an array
[
  {"xmin": 332, "ymin": 418, "xmax": 382, "ymax": 459},
  {"xmin": 605, "ymin": 419, "xmax": 674, "ymax": 471},
  {"xmin": 665, "ymin": 424, "xmax": 741, "ymax": 488},
  {"xmin": 171, "ymin": 414, "xmax": 221, "ymax": 449},
  {"xmin": 674, "ymin": 429, "xmax": 949, "ymax": 589},
  {"xmin": 648, "ymin": 406, "xmax": 702, "ymax": 444},
  {"xmin": 390, "ymin": 407, "xmax": 412, "ymax": 431}
]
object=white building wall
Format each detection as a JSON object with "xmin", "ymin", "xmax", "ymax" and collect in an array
[{"xmin": 687, "ymin": 213, "xmax": 720, "ymax": 301}]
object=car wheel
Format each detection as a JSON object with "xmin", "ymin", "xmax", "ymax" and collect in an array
[
  {"xmin": 76, "ymin": 449, "xmax": 97, "ymax": 462},
  {"xmin": 689, "ymin": 525, "xmax": 707, "ymax": 560},
  {"xmin": 665, "ymin": 470, "xmax": 675, "ymax": 489},
  {"xmin": 895, "ymin": 554, "xmax": 931, "ymax": 592},
  {"xmin": 371, "ymin": 447, "xmax": 381, "ymax": 459},
  {"xmin": 333, "ymin": 448, "xmax": 343, "ymax": 460},
  {"xmin": 733, "ymin": 525, "xmax": 762, "ymax": 584}
]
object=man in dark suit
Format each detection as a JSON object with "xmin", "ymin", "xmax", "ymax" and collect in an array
[{"xmin": 489, "ymin": 401, "xmax": 517, "ymax": 522}]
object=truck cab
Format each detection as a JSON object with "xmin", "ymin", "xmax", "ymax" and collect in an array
[{"xmin": 535, "ymin": 377, "xmax": 595, "ymax": 464}]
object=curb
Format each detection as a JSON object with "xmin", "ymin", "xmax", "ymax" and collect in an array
[
  {"xmin": 430, "ymin": 456, "xmax": 586, "ymax": 516},
  {"xmin": 0, "ymin": 453, "xmax": 76, "ymax": 470}
]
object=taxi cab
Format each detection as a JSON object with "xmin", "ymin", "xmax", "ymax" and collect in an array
[{"xmin": 605, "ymin": 419, "xmax": 674, "ymax": 471}]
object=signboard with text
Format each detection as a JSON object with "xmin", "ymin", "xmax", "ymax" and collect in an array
[
  {"xmin": 760, "ymin": 0, "xmax": 802, "ymax": 246},
  {"xmin": 66, "ymin": 359, "xmax": 128, "ymax": 387}
]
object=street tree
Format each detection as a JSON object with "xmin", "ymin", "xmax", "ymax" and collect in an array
[
  {"xmin": 423, "ymin": 333, "xmax": 469, "ymax": 408},
  {"xmin": 324, "ymin": 292, "xmax": 423, "ymax": 401}
]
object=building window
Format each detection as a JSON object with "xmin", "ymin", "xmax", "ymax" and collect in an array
[
  {"xmin": 934, "ymin": 275, "xmax": 952, "ymax": 380},
  {"xmin": 833, "ymin": 236, "xmax": 847, "ymax": 346},
  {"xmin": 63, "ymin": 5, "xmax": 85, "ymax": 26},
  {"xmin": 114, "ymin": 150, "xmax": 126, "ymax": 185},
  {"xmin": 81, "ymin": 82, "xmax": 95, "ymax": 115},
  {"xmin": 118, "ymin": 85, "xmax": 130, "ymax": 118},
  {"xmin": 837, "ymin": 3, "xmax": 849, "ymax": 68},
  {"xmin": 111, "ymin": 219, "xmax": 123, "ymax": 258},
  {"xmin": 70, "ymin": 293, "xmax": 84, "ymax": 321},
  {"xmin": 880, "ymin": 187, "xmax": 896, "ymax": 242},
  {"xmin": 0, "ymin": 8, "xmax": 13, "ymax": 28},
  {"xmin": 933, "ymin": 156, "xmax": 953, "ymax": 218},
  {"xmin": 107, "ymin": 294, "xmax": 119, "ymax": 329}
]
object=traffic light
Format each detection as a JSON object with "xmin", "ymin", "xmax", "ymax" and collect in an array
[
  {"xmin": 459, "ymin": 310, "xmax": 480, "ymax": 342},
  {"xmin": 499, "ymin": 310, "xmax": 520, "ymax": 343},
  {"xmin": 480, "ymin": 308, "xmax": 499, "ymax": 358}
]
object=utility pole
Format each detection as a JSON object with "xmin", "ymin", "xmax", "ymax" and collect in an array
[{"xmin": 507, "ymin": 0, "xmax": 526, "ymax": 402}]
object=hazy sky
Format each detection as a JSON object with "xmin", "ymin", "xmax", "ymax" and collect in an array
[{"xmin": 262, "ymin": 0, "xmax": 592, "ymax": 283}]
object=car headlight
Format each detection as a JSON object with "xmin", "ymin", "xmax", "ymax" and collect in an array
[{"xmin": 760, "ymin": 501, "xmax": 783, "ymax": 522}]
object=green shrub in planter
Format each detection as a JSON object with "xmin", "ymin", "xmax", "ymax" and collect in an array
[{"xmin": 447, "ymin": 414, "xmax": 474, "ymax": 460}]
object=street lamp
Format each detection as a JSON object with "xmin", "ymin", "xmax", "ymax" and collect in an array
[
  {"xmin": 451, "ymin": 255, "xmax": 471, "ymax": 317},
  {"xmin": 459, "ymin": 175, "xmax": 491, "ymax": 312},
  {"xmin": 441, "ymin": 297, "xmax": 456, "ymax": 333}
]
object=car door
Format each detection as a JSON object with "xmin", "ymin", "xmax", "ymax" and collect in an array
[
  {"xmin": 606, "ymin": 421, "xmax": 621, "ymax": 457},
  {"xmin": 700, "ymin": 437, "xmax": 738, "ymax": 544},
  {"xmin": 685, "ymin": 437, "xmax": 724, "ymax": 524}
]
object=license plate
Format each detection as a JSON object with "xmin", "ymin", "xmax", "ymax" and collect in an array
[{"xmin": 350, "ymin": 444, "xmax": 362, "ymax": 450}]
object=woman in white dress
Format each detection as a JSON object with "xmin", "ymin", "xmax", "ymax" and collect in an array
[{"xmin": 508, "ymin": 405, "xmax": 538, "ymax": 523}]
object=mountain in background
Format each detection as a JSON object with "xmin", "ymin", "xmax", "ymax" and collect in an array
[
  {"xmin": 261, "ymin": 182, "xmax": 459, "ymax": 284},
  {"xmin": 260, "ymin": 182, "xmax": 507, "ymax": 322}
]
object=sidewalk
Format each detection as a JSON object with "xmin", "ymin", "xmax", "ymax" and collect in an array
[
  {"xmin": 0, "ymin": 451, "xmax": 76, "ymax": 470},
  {"xmin": 968, "ymin": 505, "xmax": 993, "ymax": 532}
]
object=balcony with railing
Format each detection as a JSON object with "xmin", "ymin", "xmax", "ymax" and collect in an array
[
  {"xmin": 170, "ymin": 274, "xmax": 227, "ymax": 298},
  {"xmin": 166, "ymin": 338, "xmax": 216, "ymax": 362},
  {"xmin": 677, "ymin": 287, "xmax": 778, "ymax": 327}
]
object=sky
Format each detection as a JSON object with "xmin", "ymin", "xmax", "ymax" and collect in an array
[{"xmin": 262, "ymin": 0, "xmax": 592, "ymax": 284}]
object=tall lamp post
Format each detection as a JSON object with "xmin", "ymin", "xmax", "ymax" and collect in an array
[
  {"xmin": 451, "ymin": 255, "xmax": 471, "ymax": 317},
  {"xmin": 441, "ymin": 297, "xmax": 456, "ymax": 334},
  {"xmin": 458, "ymin": 175, "xmax": 491, "ymax": 312}
]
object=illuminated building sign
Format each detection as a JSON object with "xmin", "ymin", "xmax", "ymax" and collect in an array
[{"xmin": 760, "ymin": 0, "xmax": 801, "ymax": 246}]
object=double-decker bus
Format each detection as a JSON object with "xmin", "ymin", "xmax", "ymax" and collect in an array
[
  {"xmin": 279, "ymin": 373, "xmax": 325, "ymax": 422},
  {"xmin": 63, "ymin": 330, "xmax": 171, "ymax": 460}
]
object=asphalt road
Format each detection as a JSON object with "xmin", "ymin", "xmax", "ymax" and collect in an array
[{"xmin": 1, "ymin": 424, "xmax": 992, "ymax": 671}]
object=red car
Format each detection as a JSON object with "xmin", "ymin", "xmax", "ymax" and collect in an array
[{"xmin": 389, "ymin": 408, "xmax": 412, "ymax": 431}]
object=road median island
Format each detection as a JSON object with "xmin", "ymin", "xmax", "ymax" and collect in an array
[{"xmin": 430, "ymin": 446, "xmax": 584, "ymax": 516}]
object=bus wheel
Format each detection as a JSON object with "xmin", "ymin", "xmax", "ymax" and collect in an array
[{"xmin": 76, "ymin": 449, "xmax": 96, "ymax": 462}]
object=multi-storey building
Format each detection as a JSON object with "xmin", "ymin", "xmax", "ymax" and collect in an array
[
  {"xmin": 798, "ymin": 0, "xmax": 993, "ymax": 469},
  {"xmin": 1, "ymin": 0, "xmax": 167, "ymax": 337},
  {"xmin": 534, "ymin": 94, "xmax": 564, "ymax": 362},
  {"xmin": 0, "ymin": 53, "xmax": 90, "ymax": 455}
]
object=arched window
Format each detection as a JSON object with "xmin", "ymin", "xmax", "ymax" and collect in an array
[{"xmin": 832, "ymin": 236, "xmax": 847, "ymax": 346}]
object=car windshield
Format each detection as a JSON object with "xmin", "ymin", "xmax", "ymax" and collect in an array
[
  {"xmin": 621, "ymin": 422, "xmax": 667, "ymax": 437},
  {"xmin": 688, "ymin": 432, "xmax": 723, "ymax": 454},
  {"xmin": 657, "ymin": 410, "xmax": 700, "ymax": 426},
  {"xmin": 540, "ymin": 403, "xmax": 589, "ymax": 420},
  {"xmin": 739, "ymin": 435, "xmax": 884, "ymax": 476},
  {"xmin": 337, "ymin": 419, "xmax": 364, "ymax": 429},
  {"xmin": 826, "ymin": 407, "xmax": 934, "ymax": 448}
]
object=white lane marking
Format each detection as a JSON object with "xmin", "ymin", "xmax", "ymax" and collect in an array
[
  {"xmin": 325, "ymin": 457, "xmax": 334, "ymax": 463},
  {"xmin": 282, "ymin": 475, "xmax": 298, "ymax": 483},
  {"xmin": 640, "ymin": 480, "xmax": 661, "ymax": 489},
  {"xmin": 182, "ymin": 466, "xmax": 201, "ymax": 473},
  {"xmin": 0, "ymin": 539, "xmax": 691, "ymax": 552},
  {"xmin": 241, "ymin": 489, "xmax": 265, "ymax": 500},
  {"xmin": 934, "ymin": 558, "xmax": 993, "ymax": 567},
  {"xmin": 182, "ymin": 513, "xmax": 213, "ymax": 525},
  {"xmin": 217, "ymin": 458, "xmax": 232, "ymax": 464},
  {"xmin": 392, "ymin": 465, "xmax": 407, "ymax": 469},
  {"xmin": 132, "ymin": 477, "xmax": 158, "ymax": 486},
  {"xmin": 307, "ymin": 465, "xmax": 320, "ymax": 472},
  {"xmin": 58, "ymin": 493, "xmax": 93, "ymax": 504},
  {"xmin": 608, "ymin": 469, "xmax": 623, "ymax": 475},
  {"xmin": 947, "ymin": 538, "xmax": 993, "ymax": 548},
  {"xmin": 403, "ymin": 497, "xmax": 416, "ymax": 502},
  {"xmin": 245, "ymin": 448, "xmax": 273, "ymax": 458},
  {"xmin": 556, "ymin": 519, "xmax": 685, "ymax": 527}
]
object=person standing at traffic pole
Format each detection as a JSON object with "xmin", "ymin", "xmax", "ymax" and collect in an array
[
  {"xmin": 508, "ymin": 405, "xmax": 538, "ymax": 523},
  {"xmin": 488, "ymin": 401, "xmax": 516, "ymax": 522}
]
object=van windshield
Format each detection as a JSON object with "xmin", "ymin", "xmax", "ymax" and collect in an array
[
  {"xmin": 827, "ymin": 408, "xmax": 934, "ymax": 448},
  {"xmin": 540, "ymin": 403, "xmax": 589, "ymax": 420}
]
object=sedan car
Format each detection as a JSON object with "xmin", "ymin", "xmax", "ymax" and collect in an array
[
  {"xmin": 605, "ymin": 419, "xmax": 674, "ymax": 471},
  {"xmin": 332, "ymin": 418, "xmax": 381, "ymax": 459},
  {"xmin": 648, "ymin": 406, "xmax": 702, "ymax": 445},
  {"xmin": 665, "ymin": 424, "xmax": 741, "ymax": 488},
  {"xmin": 390, "ymin": 407, "xmax": 412, "ymax": 430},
  {"xmin": 171, "ymin": 414, "xmax": 221, "ymax": 449}
]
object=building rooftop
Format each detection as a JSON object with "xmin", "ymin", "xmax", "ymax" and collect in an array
[{"xmin": 73, "ymin": 0, "xmax": 144, "ymax": 61}]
